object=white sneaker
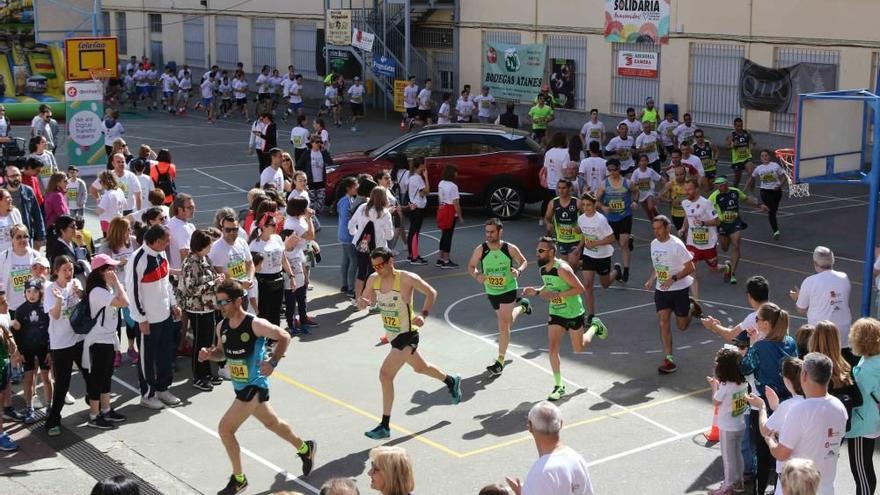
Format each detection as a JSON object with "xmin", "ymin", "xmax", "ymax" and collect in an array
[
  {"xmin": 32, "ymin": 395, "xmax": 44, "ymax": 409},
  {"xmin": 140, "ymin": 396, "xmax": 165, "ymax": 410},
  {"xmin": 217, "ymin": 367, "xmax": 231, "ymax": 380},
  {"xmin": 64, "ymin": 392, "xmax": 75, "ymax": 405},
  {"xmin": 156, "ymin": 391, "xmax": 182, "ymax": 406}
]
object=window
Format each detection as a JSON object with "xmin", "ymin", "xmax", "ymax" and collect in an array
[
  {"xmin": 216, "ymin": 17, "xmax": 239, "ymax": 68},
  {"xmin": 291, "ymin": 22, "xmax": 317, "ymax": 80},
  {"xmin": 688, "ymin": 43, "xmax": 744, "ymax": 127},
  {"xmin": 252, "ymin": 19, "xmax": 276, "ymax": 72},
  {"xmin": 772, "ymin": 48, "xmax": 839, "ymax": 135},
  {"xmin": 149, "ymin": 14, "xmax": 162, "ymax": 34},
  {"xmin": 545, "ymin": 35, "xmax": 588, "ymax": 110},
  {"xmin": 443, "ymin": 134, "xmax": 490, "ymax": 156},
  {"xmin": 101, "ymin": 11, "xmax": 110, "ymax": 36},
  {"xmin": 611, "ymin": 43, "xmax": 660, "ymax": 116},
  {"xmin": 115, "ymin": 12, "xmax": 127, "ymax": 54},
  {"xmin": 394, "ymin": 135, "xmax": 442, "ymax": 159},
  {"xmin": 184, "ymin": 16, "xmax": 205, "ymax": 69}
]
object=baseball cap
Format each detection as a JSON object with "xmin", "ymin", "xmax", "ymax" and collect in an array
[
  {"xmin": 67, "ymin": 165, "xmax": 79, "ymax": 171},
  {"xmin": 91, "ymin": 253, "xmax": 121, "ymax": 271},
  {"xmin": 33, "ymin": 257, "xmax": 49, "ymax": 268},
  {"xmin": 714, "ymin": 176, "xmax": 728, "ymax": 185},
  {"xmin": 646, "ymin": 96, "xmax": 654, "ymax": 103},
  {"xmin": 24, "ymin": 279, "xmax": 42, "ymax": 291}
]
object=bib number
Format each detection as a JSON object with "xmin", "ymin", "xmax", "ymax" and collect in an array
[
  {"xmin": 638, "ymin": 179, "xmax": 651, "ymax": 191},
  {"xmin": 227, "ymin": 359, "xmax": 249, "ymax": 383},
  {"xmin": 558, "ymin": 225, "xmax": 576, "ymax": 241},
  {"xmin": 732, "ymin": 391, "xmax": 748, "ymax": 417},
  {"xmin": 11, "ymin": 268, "xmax": 30, "ymax": 292},
  {"xmin": 618, "ymin": 149, "xmax": 630, "ymax": 161},
  {"xmin": 293, "ymin": 136, "xmax": 303, "ymax": 147},
  {"xmin": 609, "ymin": 199, "xmax": 625, "ymax": 212},
  {"xmin": 761, "ymin": 173, "xmax": 776, "ymax": 185},
  {"xmin": 590, "ymin": 129, "xmax": 600, "ymax": 138},
  {"xmin": 655, "ymin": 264, "xmax": 670, "ymax": 283},
  {"xmin": 721, "ymin": 211, "xmax": 738, "ymax": 223},
  {"xmin": 487, "ymin": 275, "xmax": 506, "ymax": 288},
  {"xmin": 550, "ymin": 296, "xmax": 564, "ymax": 307},
  {"xmin": 382, "ymin": 314, "xmax": 401, "ymax": 331},
  {"xmin": 227, "ymin": 260, "xmax": 246, "ymax": 280},
  {"xmin": 66, "ymin": 188, "xmax": 78, "ymax": 200},
  {"xmin": 692, "ymin": 227, "xmax": 709, "ymax": 245}
]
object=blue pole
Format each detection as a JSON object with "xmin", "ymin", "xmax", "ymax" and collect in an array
[{"xmin": 862, "ymin": 98, "xmax": 880, "ymax": 317}]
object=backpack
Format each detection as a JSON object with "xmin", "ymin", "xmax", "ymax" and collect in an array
[
  {"xmin": 70, "ymin": 289, "xmax": 106, "ymax": 335},
  {"xmin": 395, "ymin": 169, "xmax": 411, "ymax": 207},
  {"xmin": 155, "ymin": 162, "xmax": 177, "ymax": 198},
  {"xmin": 356, "ymin": 218, "xmax": 376, "ymax": 254}
]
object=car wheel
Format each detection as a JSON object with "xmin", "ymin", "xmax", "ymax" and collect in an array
[{"xmin": 486, "ymin": 183, "xmax": 524, "ymax": 220}]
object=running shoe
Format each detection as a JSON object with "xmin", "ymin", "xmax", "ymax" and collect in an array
[
  {"xmin": 591, "ymin": 317, "xmax": 609, "ymax": 340},
  {"xmin": 518, "ymin": 297, "xmax": 532, "ymax": 315},
  {"xmin": 441, "ymin": 261, "xmax": 459, "ymax": 269},
  {"xmin": 613, "ymin": 263, "xmax": 623, "ymax": 282},
  {"xmin": 301, "ymin": 316, "xmax": 320, "ymax": 327},
  {"xmin": 157, "ymin": 391, "xmax": 182, "ymax": 406},
  {"xmin": 127, "ymin": 348, "xmax": 140, "ymax": 364},
  {"xmin": 622, "ymin": 266, "xmax": 630, "ymax": 283},
  {"xmin": 773, "ymin": 231, "xmax": 780, "ymax": 240},
  {"xmin": 409, "ymin": 257, "xmax": 428, "ymax": 266},
  {"xmin": 435, "ymin": 259, "xmax": 445, "ymax": 267},
  {"xmin": 548, "ymin": 385, "xmax": 566, "ymax": 401},
  {"xmin": 113, "ymin": 351, "xmax": 122, "ymax": 368},
  {"xmin": 103, "ymin": 409, "xmax": 127, "ymax": 423},
  {"xmin": 140, "ymin": 396, "xmax": 165, "ymax": 410},
  {"xmin": 298, "ymin": 440, "xmax": 316, "ymax": 476},
  {"xmin": 0, "ymin": 433, "xmax": 19, "ymax": 451},
  {"xmin": 449, "ymin": 375, "xmax": 462, "ymax": 405},
  {"xmin": 218, "ymin": 367, "xmax": 231, "ymax": 380},
  {"xmin": 22, "ymin": 407, "xmax": 38, "ymax": 425},
  {"xmin": 723, "ymin": 261, "xmax": 732, "ymax": 283},
  {"xmin": 87, "ymin": 415, "xmax": 117, "ymax": 430},
  {"xmin": 3, "ymin": 407, "xmax": 24, "ymax": 422},
  {"xmin": 378, "ymin": 335, "xmax": 389, "ymax": 345},
  {"xmin": 689, "ymin": 297, "xmax": 703, "ymax": 318},
  {"xmin": 192, "ymin": 379, "xmax": 214, "ymax": 391},
  {"xmin": 628, "ymin": 236, "xmax": 634, "ymax": 251},
  {"xmin": 486, "ymin": 361, "xmax": 504, "ymax": 377},
  {"xmin": 365, "ymin": 425, "xmax": 391, "ymax": 439},
  {"xmin": 64, "ymin": 392, "xmax": 75, "ymax": 405},
  {"xmin": 658, "ymin": 358, "xmax": 678, "ymax": 374},
  {"xmin": 708, "ymin": 486, "xmax": 733, "ymax": 495},
  {"xmin": 46, "ymin": 425, "xmax": 61, "ymax": 437},
  {"xmin": 729, "ymin": 274, "xmax": 738, "ymax": 285},
  {"xmin": 210, "ymin": 375, "xmax": 224, "ymax": 386},
  {"xmin": 218, "ymin": 474, "xmax": 248, "ymax": 495}
]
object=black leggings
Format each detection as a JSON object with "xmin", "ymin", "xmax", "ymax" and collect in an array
[
  {"xmin": 750, "ymin": 412, "xmax": 774, "ymax": 495},
  {"xmin": 439, "ymin": 218, "xmax": 457, "ymax": 253},
  {"xmin": 48, "ymin": 342, "xmax": 90, "ymax": 428},
  {"xmin": 188, "ymin": 311, "xmax": 216, "ymax": 381},
  {"xmin": 116, "ymin": 309, "xmax": 137, "ymax": 344},
  {"xmin": 760, "ymin": 188, "xmax": 782, "ymax": 232},
  {"xmin": 285, "ymin": 286, "xmax": 308, "ymax": 325},
  {"xmin": 86, "ymin": 343, "xmax": 115, "ymax": 402},
  {"xmin": 407, "ymin": 208, "xmax": 425, "ymax": 259},
  {"xmin": 255, "ymin": 273, "xmax": 284, "ymax": 326},
  {"xmin": 849, "ymin": 436, "xmax": 877, "ymax": 495}
]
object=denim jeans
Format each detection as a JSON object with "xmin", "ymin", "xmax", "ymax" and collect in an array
[{"xmin": 341, "ymin": 243, "xmax": 358, "ymax": 290}]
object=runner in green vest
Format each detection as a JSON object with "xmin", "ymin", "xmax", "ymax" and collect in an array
[
  {"xmin": 522, "ymin": 237, "xmax": 608, "ymax": 401},
  {"xmin": 638, "ymin": 96, "xmax": 659, "ymax": 127},
  {"xmin": 358, "ymin": 247, "xmax": 462, "ymax": 440},
  {"xmin": 725, "ymin": 117, "xmax": 757, "ymax": 189},
  {"xmin": 543, "ymin": 178, "xmax": 581, "ymax": 269},
  {"xmin": 467, "ymin": 218, "xmax": 531, "ymax": 377}
]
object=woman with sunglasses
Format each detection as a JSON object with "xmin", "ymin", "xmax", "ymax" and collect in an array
[
  {"xmin": 368, "ymin": 446, "xmax": 415, "ymax": 495},
  {"xmin": 249, "ymin": 212, "xmax": 293, "ymax": 329},
  {"xmin": 0, "ymin": 188, "xmax": 22, "ymax": 254},
  {"xmin": 295, "ymin": 134, "xmax": 333, "ymax": 220},
  {"xmin": 0, "ymin": 224, "xmax": 39, "ymax": 319}
]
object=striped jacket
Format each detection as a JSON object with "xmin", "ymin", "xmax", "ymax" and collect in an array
[{"xmin": 124, "ymin": 243, "xmax": 177, "ymax": 324}]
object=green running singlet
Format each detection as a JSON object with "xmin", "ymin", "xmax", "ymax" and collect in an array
[
  {"xmin": 481, "ymin": 242, "xmax": 518, "ymax": 296},
  {"xmin": 541, "ymin": 259, "xmax": 585, "ymax": 318}
]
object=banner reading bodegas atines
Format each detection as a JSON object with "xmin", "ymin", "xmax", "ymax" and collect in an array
[
  {"xmin": 482, "ymin": 41, "xmax": 547, "ymax": 101},
  {"xmin": 604, "ymin": 0, "xmax": 670, "ymax": 44}
]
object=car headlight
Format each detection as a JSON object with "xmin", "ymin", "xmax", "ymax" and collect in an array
[{"xmin": 325, "ymin": 165, "xmax": 338, "ymax": 174}]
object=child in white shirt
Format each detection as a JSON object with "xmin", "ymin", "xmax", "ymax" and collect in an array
[{"xmin": 706, "ymin": 347, "xmax": 748, "ymax": 494}]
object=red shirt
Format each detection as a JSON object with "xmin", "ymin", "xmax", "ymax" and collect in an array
[{"xmin": 21, "ymin": 174, "xmax": 43, "ymax": 205}]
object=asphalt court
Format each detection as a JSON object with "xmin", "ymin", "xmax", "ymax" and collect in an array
[{"xmin": 14, "ymin": 109, "xmax": 869, "ymax": 494}]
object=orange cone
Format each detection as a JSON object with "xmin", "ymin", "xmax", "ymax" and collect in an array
[{"xmin": 704, "ymin": 405, "xmax": 720, "ymax": 442}]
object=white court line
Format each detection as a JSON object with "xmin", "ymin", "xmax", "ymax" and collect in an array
[
  {"xmin": 781, "ymin": 202, "xmax": 869, "ymax": 217},
  {"xmin": 493, "ymin": 301, "xmax": 657, "ymax": 337},
  {"xmin": 176, "ymin": 162, "xmax": 255, "ymax": 171},
  {"xmin": 585, "ymin": 427, "xmax": 708, "ymax": 468},
  {"xmin": 314, "ymin": 233, "xmax": 443, "ymax": 269},
  {"xmin": 110, "ymin": 376, "xmax": 320, "ymax": 494},
  {"xmin": 319, "ymin": 223, "xmax": 486, "ymax": 248},
  {"xmin": 443, "ymin": 293, "xmax": 681, "ymax": 437},
  {"xmin": 124, "ymin": 134, "xmax": 199, "ymax": 147},
  {"xmin": 778, "ymin": 196, "xmax": 868, "ymax": 209},
  {"xmin": 192, "ymin": 168, "xmax": 249, "ymax": 193}
]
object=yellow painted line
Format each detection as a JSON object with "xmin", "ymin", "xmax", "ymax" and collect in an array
[
  {"xmin": 272, "ymin": 371, "xmax": 463, "ymax": 458},
  {"xmin": 458, "ymin": 387, "xmax": 712, "ymax": 458}
]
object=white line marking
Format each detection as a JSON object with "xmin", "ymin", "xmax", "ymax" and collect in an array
[
  {"xmin": 320, "ymin": 223, "xmax": 486, "ymax": 248},
  {"xmin": 676, "ymin": 345, "xmax": 692, "ymax": 350},
  {"xmin": 585, "ymin": 427, "xmax": 708, "ymax": 468},
  {"xmin": 499, "ymin": 302, "xmax": 657, "ymax": 337},
  {"xmin": 192, "ymin": 168, "xmax": 249, "ymax": 193},
  {"xmin": 701, "ymin": 340, "xmax": 714, "ymax": 345},
  {"xmin": 124, "ymin": 134, "xmax": 197, "ymax": 147},
  {"xmin": 609, "ymin": 352, "xmax": 630, "ymax": 355},
  {"xmin": 110, "ymin": 377, "xmax": 319, "ymax": 494}
]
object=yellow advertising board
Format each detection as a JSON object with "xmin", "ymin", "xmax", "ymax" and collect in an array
[
  {"xmin": 64, "ymin": 37, "xmax": 119, "ymax": 80},
  {"xmin": 393, "ymin": 79, "xmax": 407, "ymax": 113}
]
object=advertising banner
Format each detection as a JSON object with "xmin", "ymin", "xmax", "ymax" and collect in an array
[
  {"xmin": 373, "ymin": 55, "xmax": 396, "ymax": 77},
  {"xmin": 482, "ymin": 41, "xmax": 547, "ymax": 101},
  {"xmin": 393, "ymin": 79, "xmax": 407, "ymax": 113},
  {"xmin": 617, "ymin": 50, "xmax": 658, "ymax": 78},
  {"xmin": 739, "ymin": 59, "xmax": 838, "ymax": 112},
  {"xmin": 604, "ymin": 0, "xmax": 670, "ymax": 44},
  {"xmin": 326, "ymin": 10, "xmax": 351, "ymax": 45},
  {"xmin": 549, "ymin": 59, "xmax": 575, "ymax": 109},
  {"xmin": 65, "ymin": 80, "xmax": 105, "ymax": 174},
  {"xmin": 351, "ymin": 28, "xmax": 375, "ymax": 51}
]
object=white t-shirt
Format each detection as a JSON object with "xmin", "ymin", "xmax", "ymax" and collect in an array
[
  {"xmin": 630, "ymin": 167, "xmax": 662, "ymax": 199},
  {"xmin": 250, "ymin": 234, "xmax": 285, "ymax": 274},
  {"xmin": 417, "ymin": 88, "xmax": 432, "ymax": 110},
  {"xmin": 544, "ymin": 147, "xmax": 570, "ymax": 189},
  {"xmin": 324, "ymin": 85, "xmax": 338, "ymax": 107},
  {"xmin": 407, "ymin": 173, "xmax": 428, "ymax": 209},
  {"xmin": 160, "ymin": 73, "xmax": 178, "ymax": 92},
  {"xmin": 578, "ymin": 212, "xmax": 614, "ymax": 259},
  {"xmin": 347, "ymin": 84, "xmax": 365, "ymax": 104},
  {"xmin": 753, "ymin": 162, "xmax": 785, "ymax": 190},
  {"xmin": 522, "ymin": 446, "xmax": 594, "ymax": 495},
  {"xmin": 1, "ymin": 248, "xmax": 39, "ymax": 310},
  {"xmin": 93, "ymin": 170, "xmax": 142, "ymax": 211},
  {"xmin": 103, "ymin": 121, "xmax": 125, "ymax": 147},
  {"xmin": 437, "ymin": 102, "xmax": 451, "ymax": 124},
  {"xmin": 473, "ymin": 94, "xmax": 495, "ymax": 118},
  {"xmin": 89, "ymin": 287, "xmax": 119, "ymax": 343},
  {"xmin": 796, "ymin": 270, "xmax": 853, "ymax": 347},
  {"xmin": 135, "ymin": 173, "xmax": 154, "ymax": 199},
  {"xmin": 285, "ymin": 189, "xmax": 311, "ymax": 218},
  {"xmin": 290, "ymin": 81, "xmax": 303, "ymax": 103},
  {"xmin": 134, "ymin": 69, "xmax": 149, "ymax": 87},
  {"xmin": 579, "ymin": 157, "xmax": 607, "ymax": 193},
  {"xmin": 580, "ymin": 121, "xmax": 605, "ymax": 146},
  {"xmin": 765, "ymin": 395, "xmax": 805, "ymax": 474},
  {"xmin": 681, "ymin": 155, "xmax": 705, "ymax": 178},
  {"xmin": 256, "ymin": 73, "xmax": 270, "ymax": 94},
  {"xmin": 232, "ymin": 79, "xmax": 248, "ymax": 99},
  {"xmin": 284, "ymin": 216, "xmax": 309, "ymax": 262},
  {"xmin": 713, "ymin": 381, "xmax": 749, "ymax": 432},
  {"xmin": 260, "ymin": 166, "xmax": 285, "ymax": 191},
  {"xmin": 619, "ymin": 118, "xmax": 642, "ymax": 138},
  {"xmin": 403, "ymin": 85, "xmax": 419, "ymax": 108},
  {"xmin": 650, "ymin": 235, "xmax": 694, "ymax": 291},
  {"xmin": 98, "ymin": 189, "xmax": 127, "ymax": 223},
  {"xmin": 657, "ymin": 119, "xmax": 679, "ymax": 146},
  {"xmin": 178, "ymin": 76, "xmax": 192, "ymax": 91},
  {"xmin": 290, "ymin": 126, "xmax": 310, "ymax": 149},
  {"xmin": 209, "ymin": 238, "xmax": 253, "ymax": 283},
  {"xmin": 778, "ymin": 396, "xmax": 848, "ymax": 495},
  {"xmin": 635, "ymin": 131, "xmax": 661, "ymax": 163},
  {"xmin": 604, "ymin": 136, "xmax": 636, "ymax": 171},
  {"xmin": 45, "ymin": 279, "xmax": 83, "ymax": 350},
  {"xmin": 455, "ymin": 96, "xmax": 474, "ymax": 121},
  {"xmin": 682, "ymin": 196, "xmax": 719, "ymax": 249},
  {"xmin": 438, "ymin": 180, "xmax": 459, "ymax": 205},
  {"xmin": 0, "ymin": 212, "xmax": 16, "ymax": 253},
  {"xmin": 674, "ymin": 123, "xmax": 698, "ymax": 145},
  {"xmin": 200, "ymin": 78, "xmax": 214, "ymax": 99},
  {"xmin": 308, "ymin": 151, "xmax": 325, "ymax": 183},
  {"xmin": 166, "ymin": 217, "xmax": 195, "ymax": 271}
]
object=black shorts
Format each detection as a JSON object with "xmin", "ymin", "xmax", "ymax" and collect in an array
[
  {"xmin": 731, "ymin": 160, "xmax": 750, "ymax": 171},
  {"xmin": 673, "ymin": 215, "xmax": 685, "ymax": 231},
  {"xmin": 21, "ymin": 345, "xmax": 50, "ymax": 371},
  {"xmin": 406, "ymin": 107, "xmax": 419, "ymax": 118},
  {"xmin": 548, "ymin": 314, "xmax": 585, "ymax": 330},
  {"xmin": 235, "ymin": 385, "xmax": 270, "ymax": 403},
  {"xmin": 487, "ymin": 290, "xmax": 518, "ymax": 310},
  {"xmin": 235, "ymin": 97, "xmax": 247, "ymax": 106},
  {"xmin": 533, "ymin": 129, "xmax": 547, "ymax": 140},
  {"xmin": 654, "ymin": 287, "xmax": 691, "ymax": 317},
  {"xmin": 258, "ymin": 93, "xmax": 271, "ymax": 101},
  {"xmin": 581, "ymin": 255, "xmax": 611, "ymax": 275},
  {"xmin": 608, "ymin": 216, "xmax": 633, "ymax": 238},
  {"xmin": 718, "ymin": 220, "xmax": 747, "ymax": 236},
  {"xmin": 356, "ymin": 251, "xmax": 374, "ymax": 281},
  {"xmin": 390, "ymin": 331, "xmax": 419, "ymax": 352},
  {"xmin": 558, "ymin": 241, "xmax": 579, "ymax": 256},
  {"xmin": 351, "ymin": 103, "xmax": 364, "ymax": 116},
  {"xmin": 0, "ymin": 363, "xmax": 8, "ymax": 392},
  {"xmin": 418, "ymin": 109, "xmax": 432, "ymax": 121}
]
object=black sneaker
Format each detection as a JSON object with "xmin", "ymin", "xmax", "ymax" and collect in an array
[
  {"xmin": 298, "ymin": 440, "xmax": 316, "ymax": 476},
  {"xmin": 210, "ymin": 375, "xmax": 224, "ymax": 386},
  {"xmin": 409, "ymin": 257, "xmax": 428, "ymax": 266},
  {"xmin": 441, "ymin": 261, "xmax": 459, "ymax": 269},
  {"xmin": 87, "ymin": 415, "xmax": 117, "ymax": 430},
  {"xmin": 218, "ymin": 474, "xmax": 248, "ymax": 495},
  {"xmin": 486, "ymin": 361, "xmax": 504, "ymax": 377},
  {"xmin": 517, "ymin": 297, "xmax": 532, "ymax": 315},
  {"xmin": 435, "ymin": 259, "xmax": 445, "ymax": 267},
  {"xmin": 622, "ymin": 267, "xmax": 630, "ymax": 283},
  {"xmin": 102, "ymin": 409, "xmax": 127, "ymax": 423},
  {"xmin": 192, "ymin": 379, "xmax": 214, "ymax": 391},
  {"xmin": 613, "ymin": 263, "xmax": 623, "ymax": 282},
  {"xmin": 628, "ymin": 236, "xmax": 635, "ymax": 251}
]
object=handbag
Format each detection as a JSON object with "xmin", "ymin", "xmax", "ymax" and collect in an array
[
  {"xmin": 436, "ymin": 203, "xmax": 456, "ymax": 230},
  {"xmin": 831, "ymin": 371, "xmax": 864, "ymax": 433}
]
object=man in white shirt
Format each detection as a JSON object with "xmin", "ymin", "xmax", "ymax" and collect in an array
[
  {"xmin": 403, "ymin": 76, "xmax": 419, "ymax": 128},
  {"xmin": 766, "ymin": 352, "xmax": 848, "ymax": 495},
  {"xmin": 680, "ymin": 144, "xmax": 706, "ymax": 190},
  {"xmin": 286, "ymin": 74, "xmax": 305, "ymax": 120},
  {"xmin": 580, "ymin": 109, "xmax": 605, "ymax": 148},
  {"xmin": 30, "ymin": 105, "xmax": 54, "ymax": 150},
  {"xmin": 473, "ymin": 86, "xmax": 497, "ymax": 124},
  {"xmin": 166, "ymin": 193, "xmax": 196, "ymax": 273},
  {"xmin": 673, "ymin": 112, "xmax": 699, "ymax": 148},
  {"xmin": 791, "ymin": 246, "xmax": 853, "ymax": 353},
  {"xmin": 347, "ymin": 77, "xmax": 366, "ymax": 132},
  {"xmin": 259, "ymin": 148, "xmax": 290, "ymax": 193},
  {"xmin": 618, "ymin": 107, "xmax": 643, "ymax": 139},
  {"xmin": 679, "ymin": 178, "xmax": 728, "ymax": 301},
  {"xmin": 505, "ymin": 401, "xmax": 594, "ymax": 495},
  {"xmin": 91, "ymin": 153, "xmax": 142, "ymax": 215},
  {"xmin": 417, "ymin": 78, "xmax": 434, "ymax": 126}
]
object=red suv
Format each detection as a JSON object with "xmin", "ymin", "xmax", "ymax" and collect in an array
[{"xmin": 326, "ymin": 124, "xmax": 543, "ymax": 219}]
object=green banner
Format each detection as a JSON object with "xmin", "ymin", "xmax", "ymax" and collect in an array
[
  {"xmin": 64, "ymin": 80, "xmax": 105, "ymax": 173},
  {"xmin": 482, "ymin": 41, "xmax": 547, "ymax": 101}
]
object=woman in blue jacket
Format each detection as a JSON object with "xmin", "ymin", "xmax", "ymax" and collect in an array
[{"xmin": 846, "ymin": 317, "xmax": 880, "ymax": 495}]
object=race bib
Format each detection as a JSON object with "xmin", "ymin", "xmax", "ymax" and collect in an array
[
  {"xmin": 39, "ymin": 167, "xmax": 52, "ymax": 178},
  {"xmin": 732, "ymin": 390, "xmax": 748, "ymax": 417},
  {"xmin": 609, "ymin": 199, "xmax": 625, "ymax": 212},
  {"xmin": 11, "ymin": 268, "xmax": 30, "ymax": 292},
  {"xmin": 293, "ymin": 135, "xmax": 304, "ymax": 147},
  {"xmin": 227, "ymin": 359, "xmax": 249, "ymax": 383},
  {"xmin": 66, "ymin": 188, "xmax": 78, "ymax": 200},
  {"xmin": 618, "ymin": 149, "xmax": 630, "ymax": 160},
  {"xmin": 590, "ymin": 129, "xmax": 600, "ymax": 138},
  {"xmin": 382, "ymin": 314, "xmax": 401, "ymax": 331},
  {"xmin": 644, "ymin": 141, "xmax": 656, "ymax": 153},
  {"xmin": 480, "ymin": 100, "xmax": 490, "ymax": 108},
  {"xmin": 761, "ymin": 173, "xmax": 776, "ymax": 185},
  {"xmin": 666, "ymin": 128, "xmax": 674, "ymax": 138},
  {"xmin": 487, "ymin": 275, "xmax": 506, "ymax": 288},
  {"xmin": 732, "ymin": 147, "xmax": 750, "ymax": 162},
  {"xmin": 692, "ymin": 226, "xmax": 709, "ymax": 245},
  {"xmin": 721, "ymin": 210, "xmax": 738, "ymax": 223},
  {"xmin": 550, "ymin": 296, "xmax": 565, "ymax": 307},
  {"xmin": 638, "ymin": 179, "xmax": 651, "ymax": 191},
  {"xmin": 227, "ymin": 259, "xmax": 246, "ymax": 280},
  {"xmin": 583, "ymin": 234, "xmax": 599, "ymax": 252},
  {"xmin": 655, "ymin": 263, "xmax": 670, "ymax": 283},
  {"xmin": 558, "ymin": 225, "xmax": 576, "ymax": 241}
]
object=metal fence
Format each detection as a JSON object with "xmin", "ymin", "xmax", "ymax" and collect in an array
[
  {"xmin": 484, "ymin": 30, "xmax": 521, "ymax": 46},
  {"xmin": 215, "ymin": 16, "xmax": 238, "ymax": 69},
  {"xmin": 252, "ymin": 18, "xmax": 276, "ymax": 73},
  {"xmin": 115, "ymin": 12, "xmax": 126, "ymax": 54},
  {"xmin": 183, "ymin": 16, "xmax": 205, "ymax": 70},
  {"xmin": 291, "ymin": 22, "xmax": 318, "ymax": 80},
  {"xmin": 545, "ymin": 34, "xmax": 587, "ymax": 110},
  {"xmin": 772, "ymin": 47, "xmax": 839, "ymax": 134},
  {"xmin": 611, "ymin": 42, "xmax": 660, "ymax": 115},
  {"xmin": 688, "ymin": 43, "xmax": 744, "ymax": 127},
  {"xmin": 432, "ymin": 50, "xmax": 455, "ymax": 92}
]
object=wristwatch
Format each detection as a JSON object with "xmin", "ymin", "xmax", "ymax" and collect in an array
[
  {"xmin": 671, "ymin": 274, "xmax": 678, "ymax": 282},
  {"xmin": 269, "ymin": 358, "xmax": 279, "ymax": 368},
  {"xmin": 420, "ymin": 309, "xmax": 430, "ymax": 318}
]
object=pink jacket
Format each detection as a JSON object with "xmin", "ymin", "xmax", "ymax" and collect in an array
[{"xmin": 44, "ymin": 190, "xmax": 69, "ymax": 228}]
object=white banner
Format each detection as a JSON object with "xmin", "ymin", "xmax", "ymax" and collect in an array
[
  {"xmin": 326, "ymin": 10, "xmax": 352, "ymax": 45},
  {"xmin": 617, "ymin": 50, "xmax": 658, "ymax": 78},
  {"xmin": 351, "ymin": 28, "xmax": 375, "ymax": 51}
]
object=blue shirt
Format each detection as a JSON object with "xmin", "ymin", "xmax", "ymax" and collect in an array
[
  {"xmin": 337, "ymin": 194, "xmax": 354, "ymax": 243},
  {"xmin": 741, "ymin": 335, "xmax": 799, "ymax": 406}
]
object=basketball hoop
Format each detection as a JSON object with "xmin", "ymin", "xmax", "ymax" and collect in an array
[
  {"xmin": 775, "ymin": 148, "xmax": 810, "ymax": 198},
  {"xmin": 88, "ymin": 68, "xmax": 113, "ymax": 82}
]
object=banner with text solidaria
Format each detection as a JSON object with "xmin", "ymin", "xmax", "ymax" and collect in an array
[
  {"xmin": 65, "ymin": 80, "xmax": 105, "ymax": 176},
  {"xmin": 482, "ymin": 41, "xmax": 547, "ymax": 101}
]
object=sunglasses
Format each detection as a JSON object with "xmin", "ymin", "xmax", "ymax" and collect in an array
[
  {"xmin": 215, "ymin": 298, "xmax": 233, "ymax": 307},
  {"xmin": 536, "ymin": 248, "xmax": 550, "ymax": 253},
  {"xmin": 223, "ymin": 227, "xmax": 238, "ymax": 233},
  {"xmin": 371, "ymin": 261, "xmax": 387, "ymax": 269}
]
